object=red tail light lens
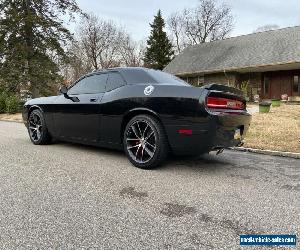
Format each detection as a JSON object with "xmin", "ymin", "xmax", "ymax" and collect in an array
[
  {"xmin": 178, "ymin": 129, "xmax": 193, "ymax": 135},
  {"xmin": 206, "ymin": 97, "xmax": 244, "ymax": 110}
]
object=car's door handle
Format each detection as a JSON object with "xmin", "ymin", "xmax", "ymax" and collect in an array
[{"xmin": 90, "ymin": 98, "xmax": 97, "ymax": 102}]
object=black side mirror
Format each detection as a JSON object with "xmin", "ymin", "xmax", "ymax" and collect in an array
[
  {"xmin": 59, "ymin": 86, "xmax": 79, "ymax": 102},
  {"xmin": 59, "ymin": 86, "xmax": 68, "ymax": 95}
]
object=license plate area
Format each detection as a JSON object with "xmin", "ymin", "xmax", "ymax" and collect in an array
[{"xmin": 234, "ymin": 128, "xmax": 242, "ymax": 140}]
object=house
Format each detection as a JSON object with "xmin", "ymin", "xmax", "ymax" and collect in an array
[{"xmin": 164, "ymin": 26, "xmax": 300, "ymax": 100}]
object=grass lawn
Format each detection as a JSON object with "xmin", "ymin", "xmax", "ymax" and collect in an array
[
  {"xmin": 244, "ymin": 103, "xmax": 300, "ymax": 153},
  {"xmin": 1, "ymin": 104, "xmax": 299, "ymax": 153}
]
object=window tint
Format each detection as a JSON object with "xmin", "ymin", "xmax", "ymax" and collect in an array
[
  {"xmin": 120, "ymin": 68, "xmax": 189, "ymax": 86},
  {"xmin": 145, "ymin": 69, "xmax": 189, "ymax": 86},
  {"xmin": 68, "ymin": 74, "xmax": 108, "ymax": 95},
  {"xmin": 106, "ymin": 72, "xmax": 126, "ymax": 92},
  {"xmin": 120, "ymin": 68, "xmax": 156, "ymax": 84}
]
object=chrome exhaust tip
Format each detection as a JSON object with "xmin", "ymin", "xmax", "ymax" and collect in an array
[{"xmin": 216, "ymin": 148, "xmax": 224, "ymax": 155}]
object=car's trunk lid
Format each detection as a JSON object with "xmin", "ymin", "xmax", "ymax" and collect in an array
[{"xmin": 203, "ymin": 83, "xmax": 246, "ymax": 111}]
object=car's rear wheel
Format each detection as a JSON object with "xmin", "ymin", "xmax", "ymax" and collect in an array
[
  {"xmin": 123, "ymin": 115, "xmax": 168, "ymax": 169},
  {"xmin": 28, "ymin": 109, "xmax": 51, "ymax": 145}
]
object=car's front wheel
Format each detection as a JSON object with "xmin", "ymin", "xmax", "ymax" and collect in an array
[
  {"xmin": 123, "ymin": 115, "xmax": 169, "ymax": 169},
  {"xmin": 28, "ymin": 109, "xmax": 52, "ymax": 145}
]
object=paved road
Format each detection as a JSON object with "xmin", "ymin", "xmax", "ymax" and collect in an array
[{"xmin": 0, "ymin": 121, "xmax": 299, "ymax": 249}]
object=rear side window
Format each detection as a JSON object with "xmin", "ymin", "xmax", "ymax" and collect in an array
[
  {"xmin": 68, "ymin": 74, "xmax": 108, "ymax": 95},
  {"xmin": 120, "ymin": 68, "xmax": 156, "ymax": 84},
  {"xmin": 146, "ymin": 69, "xmax": 189, "ymax": 86},
  {"xmin": 106, "ymin": 72, "xmax": 126, "ymax": 92},
  {"xmin": 120, "ymin": 68, "xmax": 189, "ymax": 86}
]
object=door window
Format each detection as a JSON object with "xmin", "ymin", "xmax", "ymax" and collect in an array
[
  {"xmin": 68, "ymin": 74, "xmax": 108, "ymax": 95},
  {"xmin": 106, "ymin": 72, "xmax": 126, "ymax": 92}
]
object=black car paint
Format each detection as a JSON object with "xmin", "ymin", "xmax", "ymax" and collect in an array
[{"xmin": 23, "ymin": 67, "xmax": 251, "ymax": 155}]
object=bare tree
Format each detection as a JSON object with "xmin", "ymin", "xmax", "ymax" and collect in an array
[
  {"xmin": 254, "ymin": 24, "xmax": 280, "ymax": 33},
  {"xmin": 61, "ymin": 13, "xmax": 144, "ymax": 82},
  {"xmin": 168, "ymin": 0, "xmax": 233, "ymax": 53},
  {"xmin": 167, "ymin": 12, "xmax": 187, "ymax": 54},
  {"xmin": 78, "ymin": 14, "xmax": 125, "ymax": 69},
  {"xmin": 119, "ymin": 36, "xmax": 145, "ymax": 67},
  {"xmin": 61, "ymin": 41, "xmax": 93, "ymax": 84}
]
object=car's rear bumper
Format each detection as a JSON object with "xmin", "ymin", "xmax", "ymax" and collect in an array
[
  {"xmin": 210, "ymin": 110, "xmax": 251, "ymax": 149},
  {"xmin": 164, "ymin": 110, "xmax": 251, "ymax": 155}
]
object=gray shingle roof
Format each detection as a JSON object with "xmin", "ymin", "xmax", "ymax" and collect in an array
[{"xmin": 164, "ymin": 26, "xmax": 300, "ymax": 75}]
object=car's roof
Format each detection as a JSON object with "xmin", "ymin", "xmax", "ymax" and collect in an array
[
  {"xmin": 86, "ymin": 67, "xmax": 147, "ymax": 75},
  {"xmin": 71, "ymin": 66, "xmax": 191, "ymax": 87}
]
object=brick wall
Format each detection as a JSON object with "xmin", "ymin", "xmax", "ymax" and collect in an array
[
  {"xmin": 179, "ymin": 72, "xmax": 262, "ymax": 101},
  {"xmin": 204, "ymin": 73, "xmax": 238, "ymax": 86},
  {"xmin": 238, "ymin": 72, "xmax": 262, "ymax": 100},
  {"xmin": 182, "ymin": 76, "xmax": 204, "ymax": 86},
  {"xmin": 180, "ymin": 72, "xmax": 238, "ymax": 87}
]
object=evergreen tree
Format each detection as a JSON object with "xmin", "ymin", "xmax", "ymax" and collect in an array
[
  {"xmin": 144, "ymin": 10, "xmax": 174, "ymax": 70},
  {"xmin": 0, "ymin": 0, "xmax": 81, "ymax": 97}
]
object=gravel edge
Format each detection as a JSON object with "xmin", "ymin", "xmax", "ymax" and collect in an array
[
  {"xmin": 230, "ymin": 147, "xmax": 300, "ymax": 159},
  {"xmin": 0, "ymin": 119, "xmax": 23, "ymax": 124}
]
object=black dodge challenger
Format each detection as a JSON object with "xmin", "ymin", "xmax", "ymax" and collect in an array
[{"xmin": 23, "ymin": 67, "xmax": 251, "ymax": 169}]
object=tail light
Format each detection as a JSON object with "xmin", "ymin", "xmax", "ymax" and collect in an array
[{"xmin": 206, "ymin": 97, "xmax": 244, "ymax": 110}]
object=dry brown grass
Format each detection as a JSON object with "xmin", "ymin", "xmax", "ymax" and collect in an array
[
  {"xmin": 244, "ymin": 104, "xmax": 300, "ymax": 153},
  {"xmin": 0, "ymin": 113, "xmax": 22, "ymax": 122}
]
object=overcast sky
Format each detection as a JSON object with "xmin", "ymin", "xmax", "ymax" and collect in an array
[{"xmin": 73, "ymin": 0, "xmax": 300, "ymax": 41}]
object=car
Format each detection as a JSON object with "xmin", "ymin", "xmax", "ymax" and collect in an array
[{"xmin": 23, "ymin": 67, "xmax": 251, "ymax": 169}]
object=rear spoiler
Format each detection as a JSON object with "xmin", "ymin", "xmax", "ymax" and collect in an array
[{"xmin": 204, "ymin": 83, "xmax": 244, "ymax": 97}]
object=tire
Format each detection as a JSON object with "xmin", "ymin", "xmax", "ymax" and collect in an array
[
  {"xmin": 123, "ymin": 114, "xmax": 169, "ymax": 169},
  {"xmin": 27, "ymin": 109, "xmax": 52, "ymax": 145}
]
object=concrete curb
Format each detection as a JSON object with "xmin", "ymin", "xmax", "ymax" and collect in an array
[
  {"xmin": 230, "ymin": 147, "xmax": 300, "ymax": 159},
  {"xmin": 0, "ymin": 119, "xmax": 23, "ymax": 124}
]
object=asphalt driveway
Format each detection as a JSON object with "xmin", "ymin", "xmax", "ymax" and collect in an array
[{"xmin": 0, "ymin": 121, "xmax": 299, "ymax": 249}]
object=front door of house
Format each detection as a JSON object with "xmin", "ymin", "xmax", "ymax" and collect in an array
[
  {"xmin": 270, "ymin": 74, "xmax": 282, "ymax": 99},
  {"xmin": 268, "ymin": 72, "xmax": 293, "ymax": 99}
]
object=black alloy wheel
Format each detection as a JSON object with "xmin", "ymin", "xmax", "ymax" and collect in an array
[
  {"xmin": 28, "ymin": 109, "xmax": 51, "ymax": 145},
  {"xmin": 124, "ymin": 115, "xmax": 168, "ymax": 169}
]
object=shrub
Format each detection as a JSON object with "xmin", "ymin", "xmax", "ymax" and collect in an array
[
  {"xmin": 5, "ymin": 95, "xmax": 19, "ymax": 114},
  {"xmin": 0, "ymin": 92, "xmax": 8, "ymax": 113},
  {"xmin": 240, "ymin": 81, "xmax": 249, "ymax": 97}
]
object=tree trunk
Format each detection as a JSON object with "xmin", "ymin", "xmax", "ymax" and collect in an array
[{"xmin": 23, "ymin": 0, "xmax": 37, "ymax": 97}]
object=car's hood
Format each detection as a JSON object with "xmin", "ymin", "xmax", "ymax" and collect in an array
[{"xmin": 25, "ymin": 95, "xmax": 59, "ymax": 106}]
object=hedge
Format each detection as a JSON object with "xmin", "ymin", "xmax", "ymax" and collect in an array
[{"xmin": 0, "ymin": 92, "xmax": 20, "ymax": 114}]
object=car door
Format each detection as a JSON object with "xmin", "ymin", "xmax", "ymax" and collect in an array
[
  {"xmin": 100, "ymin": 71, "xmax": 127, "ymax": 145},
  {"xmin": 53, "ymin": 73, "xmax": 108, "ymax": 142}
]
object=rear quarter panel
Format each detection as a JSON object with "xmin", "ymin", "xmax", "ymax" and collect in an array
[{"xmin": 100, "ymin": 84, "xmax": 207, "ymax": 146}]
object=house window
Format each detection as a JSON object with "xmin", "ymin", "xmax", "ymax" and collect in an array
[
  {"xmin": 293, "ymin": 75, "xmax": 299, "ymax": 93},
  {"xmin": 263, "ymin": 76, "xmax": 270, "ymax": 95}
]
